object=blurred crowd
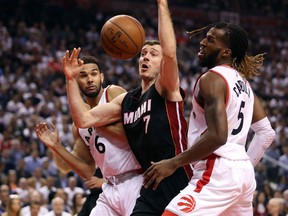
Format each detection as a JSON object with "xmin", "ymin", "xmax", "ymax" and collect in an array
[{"xmin": 0, "ymin": 0, "xmax": 288, "ymax": 215}]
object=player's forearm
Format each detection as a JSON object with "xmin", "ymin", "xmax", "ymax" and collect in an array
[
  {"xmin": 52, "ymin": 141, "xmax": 95, "ymax": 180},
  {"xmin": 173, "ymin": 134, "xmax": 224, "ymax": 169},
  {"xmin": 158, "ymin": 0, "xmax": 176, "ymax": 56},
  {"xmin": 66, "ymin": 78, "xmax": 92, "ymax": 128},
  {"xmin": 247, "ymin": 117, "xmax": 275, "ymax": 167},
  {"xmin": 52, "ymin": 151, "xmax": 72, "ymax": 174}
]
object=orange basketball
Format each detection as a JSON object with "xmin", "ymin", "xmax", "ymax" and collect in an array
[{"xmin": 100, "ymin": 15, "xmax": 145, "ymax": 59}]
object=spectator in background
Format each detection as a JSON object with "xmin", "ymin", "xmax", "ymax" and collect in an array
[
  {"xmin": 279, "ymin": 144, "xmax": 288, "ymax": 179},
  {"xmin": 44, "ymin": 197, "xmax": 71, "ymax": 216},
  {"xmin": 63, "ymin": 176, "xmax": 84, "ymax": 210},
  {"xmin": 24, "ymin": 149, "xmax": 42, "ymax": 174},
  {"xmin": 15, "ymin": 159, "xmax": 31, "ymax": 180},
  {"xmin": 15, "ymin": 177, "xmax": 31, "ymax": 204},
  {"xmin": 27, "ymin": 167, "xmax": 47, "ymax": 191},
  {"xmin": 48, "ymin": 188, "xmax": 70, "ymax": 213},
  {"xmin": 266, "ymin": 197, "xmax": 286, "ymax": 216},
  {"xmin": 21, "ymin": 189, "xmax": 49, "ymax": 216},
  {"xmin": 254, "ymin": 191, "xmax": 269, "ymax": 216},
  {"xmin": 255, "ymin": 161, "xmax": 269, "ymax": 192},
  {"xmin": 262, "ymin": 141, "xmax": 281, "ymax": 184},
  {"xmin": 7, "ymin": 169, "xmax": 18, "ymax": 193},
  {"xmin": 40, "ymin": 149, "xmax": 59, "ymax": 177},
  {"xmin": 39, "ymin": 175, "xmax": 57, "ymax": 205},
  {"xmin": 2, "ymin": 194, "xmax": 22, "ymax": 216},
  {"xmin": 54, "ymin": 172, "xmax": 69, "ymax": 189},
  {"xmin": 0, "ymin": 184, "xmax": 10, "ymax": 214},
  {"xmin": 70, "ymin": 192, "xmax": 85, "ymax": 216}
]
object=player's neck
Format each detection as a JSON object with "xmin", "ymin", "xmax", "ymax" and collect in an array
[{"xmin": 86, "ymin": 88, "xmax": 104, "ymax": 108}]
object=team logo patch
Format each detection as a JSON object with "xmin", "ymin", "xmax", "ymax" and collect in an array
[{"xmin": 177, "ymin": 195, "xmax": 196, "ymax": 213}]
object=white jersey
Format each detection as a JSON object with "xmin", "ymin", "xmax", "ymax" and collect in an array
[
  {"xmin": 188, "ymin": 65, "xmax": 254, "ymax": 160},
  {"xmin": 78, "ymin": 86, "xmax": 141, "ymax": 178}
]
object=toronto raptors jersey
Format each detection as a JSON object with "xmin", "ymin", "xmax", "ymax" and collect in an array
[
  {"xmin": 188, "ymin": 65, "xmax": 254, "ymax": 160},
  {"xmin": 78, "ymin": 87, "xmax": 141, "ymax": 178}
]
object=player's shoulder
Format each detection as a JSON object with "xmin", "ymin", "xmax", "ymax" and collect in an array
[{"xmin": 106, "ymin": 84, "xmax": 127, "ymax": 101}]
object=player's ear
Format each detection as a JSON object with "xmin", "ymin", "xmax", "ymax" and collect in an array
[
  {"xmin": 222, "ymin": 48, "xmax": 232, "ymax": 57},
  {"xmin": 100, "ymin": 72, "xmax": 104, "ymax": 83}
]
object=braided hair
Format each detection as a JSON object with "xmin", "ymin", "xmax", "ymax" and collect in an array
[{"xmin": 188, "ymin": 23, "xmax": 265, "ymax": 80}]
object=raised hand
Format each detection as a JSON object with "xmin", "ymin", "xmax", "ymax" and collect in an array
[
  {"xmin": 61, "ymin": 47, "xmax": 83, "ymax": 79},
  {"xmin": 35, "ymin": 122, "xmax": 59, "ymax": 151}
]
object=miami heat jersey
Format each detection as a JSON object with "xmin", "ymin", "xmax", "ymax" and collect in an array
[
  {"xmin": 188, "ymin": 65, "xmax": 254, "ymax": 160},
  {"xmin": 122, "ymin": 84, "xmax": 193, "ymax": 214},
  {"xmin": 78, "ymin": 87, "xmax": 141, "ymax": 178}
]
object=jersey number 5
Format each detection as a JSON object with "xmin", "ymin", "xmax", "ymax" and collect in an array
[{"xmin": 231, "ymin": 101, "xmax": 245, "ymax": 135}]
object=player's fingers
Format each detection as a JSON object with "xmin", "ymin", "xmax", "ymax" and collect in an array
[
  {"xmin": 35, "ymin": 125, "xmax": 41, "ymax": 135},
  {"xmin": 143, "ymin": 161, "xmax": 155, "ymax": 176},
  {"xmin": 144, "ymin": 172, "xmax": 158, "ymax": 189},
  {"xmin": 63, "ymin": 50, "xmax": 69, "ymax": 63},
  {"xmin": 152, "ymin": 177, "xmax": 163, "ymax": 190},
  {"xmin": 75, "ymin": 47, "xmax": 81, "ymax": 57},
  {"xmin": 143, "ymin": 168, "xmax": 155, "ymax": 185},
  {"xmin": 70, "ymin": 47, "xmax": 80, "ymax": 61},
  {"xmin": 50, "ymin": 122, "xmax": 56, "ymax": 131}
]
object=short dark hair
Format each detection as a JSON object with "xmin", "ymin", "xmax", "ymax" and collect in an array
[{"xmin": 81, "ymin": 56, "xmax": 102, "ymax": 73}]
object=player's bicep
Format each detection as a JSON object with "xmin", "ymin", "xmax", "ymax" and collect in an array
[
  {"xmin": 252, "ymin": 93, "xmax": 267, "ymax": 124},
  {"xmin": 107, "ymin": 85, "xmax": 127, "ymax": 101},
  {"xmin": 200, "ymin": 73, "xmax": 228, "ymax": 142},
  {"xmin": 156, "ymin": 57, "xmax": 182, "ymax": 100}
]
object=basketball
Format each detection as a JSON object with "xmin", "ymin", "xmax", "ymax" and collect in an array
[{"xmin": 100, "ymin": 15, "xmax": 145, "ymax": 59}]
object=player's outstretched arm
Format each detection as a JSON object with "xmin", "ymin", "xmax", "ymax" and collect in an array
[
  {"xmin": 156, "ymin": 0, "xmax": 181, "ymax": 101},
  {"xmin": 35, "ymin": 122, "xmax": 70, "ymax": 173},
  {"xmin": 62, "ymin": 48, "xmax": 124, "ymax": 128},
  {"xmin": 35, "ymin": 122, "xmax": 95, "ymax": 179}
]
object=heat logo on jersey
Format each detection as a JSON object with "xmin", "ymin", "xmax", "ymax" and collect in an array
[
  {"xmin": 123, "ymin": 99, "xmax": 152, "ymax": 124},
  {"xmin": 177, "ymin": 194, "xmax": 196, "ymax": 213}
]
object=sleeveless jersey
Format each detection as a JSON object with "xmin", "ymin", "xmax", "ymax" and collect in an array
[
  {"xmin": 122, "ymin": 84, "xmax": 193, "ymax": 214},
  {"xmin": 188, "ymin": 65, "xmax": 254, "ymax": 160},
  {"xmin": 78, "ymin": 86, "xmax": 141, "ymax": 178}
]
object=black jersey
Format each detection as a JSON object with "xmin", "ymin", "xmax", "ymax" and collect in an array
[{"xmin": 122, "ymin": 84, "xmax": 193, "ymax": 215}]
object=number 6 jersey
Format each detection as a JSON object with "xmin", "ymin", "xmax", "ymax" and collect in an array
[{"xmin": 78, "ymin": 86, "xmax": 141, "ymax": 178}]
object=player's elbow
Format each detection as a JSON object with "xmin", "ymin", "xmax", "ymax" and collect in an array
[
  {"xmin": 216, "ymin": 136, "xmax": 227, "ymax": 147},
  {"xmin": 209, "ymin": 131, "xmax": 227, "ymax": 148},
  {"xmin": 73, "ymin": 115, "xmax": 93, "ymax": 128},
  {"xmin": 57, "ymin": 167, "xmax": 71, "ymax": 175}
]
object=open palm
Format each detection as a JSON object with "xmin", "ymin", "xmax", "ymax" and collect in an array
[
  {"xmin": 35, "ymin": 122, "xmax": 59, "ymax": 149},
  {"xmin": 62, "ymin": 47, "xmax": 83, "ymax": 79}
]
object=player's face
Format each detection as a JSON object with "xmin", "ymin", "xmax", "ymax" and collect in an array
[
  {"xmin": 77, "ymin": 63, "xmax": 103, "ymax": 98},
  {"xmin": 198, "ymin": 27, "xmax": 229, "ymax": 69},
  {"xmin": 139, "ymin": 44, "xmax": 162, "ymax": 82}
]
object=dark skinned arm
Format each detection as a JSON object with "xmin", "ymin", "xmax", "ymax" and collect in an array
[{"xmin": 143, "ymin": 72, "xmax": 228, "ymax": 190}]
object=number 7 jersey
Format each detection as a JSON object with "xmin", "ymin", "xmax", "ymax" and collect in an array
[{"xmin": 188, "ymin": 65, "xmax": 254, "ymax": 160}]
